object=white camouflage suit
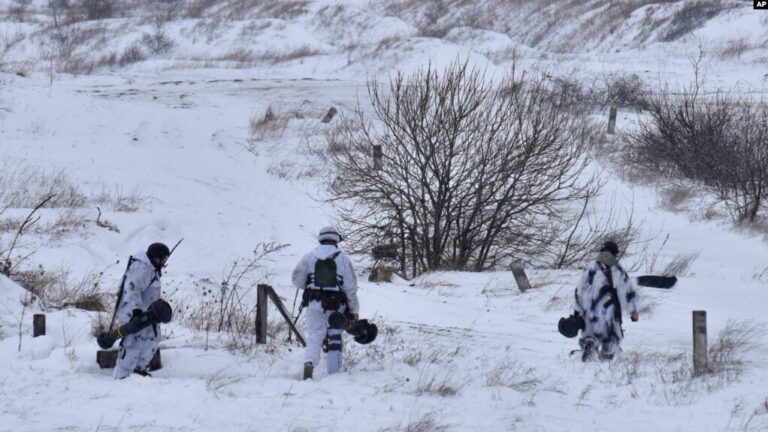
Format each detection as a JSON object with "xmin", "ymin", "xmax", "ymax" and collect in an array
[
  {"xmin": 573, "ymin": 251, "xmax": 639, "ymax": 360},
  {"xmin": 113, "ymin": 251, "xmax": 162, "ymax": 379},
  {"xmin": 292, "ymin": 242, "xmax": 359, "ymax": 375}
]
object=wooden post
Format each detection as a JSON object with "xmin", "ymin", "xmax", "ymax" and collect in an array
[
  {"xmin": 256, "ymin": 284, "xmax": 268, "ymax": 344},
  {"xmin": 511, "ymin": 261, "xmax": 531, "ymax": 292},
  {"xmin": 321, "ymin": 107, "xmax": 337, "ymax": 123},
  {"xmin": 373, "ymin": 145, "xmax": 382, "ymax": 170},
  {"xmin": 693, "ymin": 310, "xmax": 707, "ymax": 376},
  {"xmin": 33, "ymin": 314, "xmax": 46, "ymax": 337},
  {"xmin": 607, "ymin": 105, "xmax": 618, "ymax": 134},
  {"xmin": 265, "ymin": 286, "xmax": 306, "ymax": 347}
]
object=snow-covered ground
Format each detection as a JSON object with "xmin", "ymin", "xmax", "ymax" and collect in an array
[{"xmin": 1, "ymin": 1, "xmax": 768, "ymax": 431}]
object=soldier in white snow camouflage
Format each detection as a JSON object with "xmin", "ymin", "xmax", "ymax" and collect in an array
[
  {"xmin": 292, "ymin": 226, "xmax": 360, "ymax": 379},
  {"xmin": 573, "ymin": 241, "xmax": 640, "ymax": 361},
  {"xmin": 112, "ymin": 243, "xmax": 170, "ymax": 379}
]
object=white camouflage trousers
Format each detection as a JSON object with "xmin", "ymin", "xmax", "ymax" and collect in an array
[
  {"xmin": 304, "ymin": 300, "xmax": 346, "ymax": 375},
  {"xmin": 113, "ymin": 325, "xmax": 158, "ymax": 379}
]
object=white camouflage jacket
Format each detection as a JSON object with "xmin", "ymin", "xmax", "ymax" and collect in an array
[
  {"xmin": 292, "ymin": 244, "xmax": 360, "ymax": 314},
  {"xmin": 116, "ymin": 251, "xmax": 162, "ymax": 324}
]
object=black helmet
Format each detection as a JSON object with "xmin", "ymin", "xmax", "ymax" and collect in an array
[
  {"xmin": 558, "ymin": 314, "xmax": 585, "ymax": 338},
  {"xmin": 601, "ymin": 241, "xmax": 619, "ymax": 257},
  {"xmin": 346, "ymin": 319, "xmax": 378, "ymax": 344},
  {"xmin": 147, "ymin": 243, "xmax": 171, "ymax": 260}
]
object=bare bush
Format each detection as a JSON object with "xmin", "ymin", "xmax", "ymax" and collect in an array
[
  {"xmin": 246, "ymin": 106, "xmax": 289, "ymax": 147},
  {"xmin": 323, "ymin": 60, "xmax": 597, "ymax": 277},
  {"xmin": 718, "ymin": 37, "xmax": 752, "ymax": 60},
  {"xmin": 77, "ymin": 0, "xmax": 116, "ymax": 21},
  {"xmin": 414, "ymin": 368, "xmax": 463, "ymax": 397},
  {"xmin": 483, "ymin": 358, "xmax": 541, "ymax": 391},
  {"xmin": 141, "ymin": 28, "xmax": 175, "ymax": 54},
  {"xmin": 0, "ymin": 165, "xmax": 87, "ymax": 209},
  {"xmin": 380, "ymin": 412, "xmax": 450, "ymax": 432},
  {"xmin": 658, "ymin": 251, "xmax": 699, "ymax": 277},
  {"xmin": 707, "ymin": 320, "xmax": 764, "ymax": 378},
  {"xmin": 12, "ymin": 265, "xmax": 106, "ymax": 311},
  {"xmin": 662, "ymin": 1, "xmax": 733, "ymax": 42},
  {"xmin": 179, "ymin": 242, "xmax": 288, "ymax": 353},
  {"xmin": 92, "ymin": 186, "xmax": 150, "ymax": 212},
  {"xmin": 598, "ymin": 72, "xmax": 648, "ymax": 111},
  {"xmin": 402, "ymin": 414, "xmax": 450, "ymax": 432},
  {"xmin": 658, "ymin": 183, "xmax": 697, "ymax": 213},
  {"xmin": 118, "ymin": 43, "xmax": 146, "ymax": 66},
  {"xmin": 627, "ymin": 85, "xmax": 768, "ymax": 224},
  {"xmin": 8, "ymin": 0, "xmax": 32, "ymax": 22}
]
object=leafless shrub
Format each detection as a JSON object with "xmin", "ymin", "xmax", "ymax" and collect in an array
[
  {"xmin": 414, "ymin": 368, "xmax": 463, "ymax": 397},
  {"xmin": 401, "ymin": 342, "xmax": 459, "ymax": 367},
  {"xmin": 598, "ymin": 72, "xmax": 648, "ymax": 111},
  {"xmin": 718, "ymin": 37, "xmax": 752, "ymax": 60},
  {"xmin": 77, "ymin": 0, "xmax": 116, "ymax": 21},
  {"xmin": 482, "ymin": 358, "xmax": 541, "ymax": 392},
  {"xmin": 59, "ymin": 54, "xmax": 97, "ymax": 74},
  {"xmin": 255, "ymin": 45, "xmax": 322, "ymax": 63},
  {"xmin": 707, "ymin": 320, "xmax": 764, "ymax": 378},
  {"xmin": 183, "ymin": 0, "xmax": 217, "ymax": 18},
  {"xmin": 92, "ymin": 186, "xmax": 150, "ymax": 212},
  {"xmin": 180, "ymin": 242, "xmax": 288, "ymax": 353},
  {"xmin": 401, "ymin": 413, "xmax": 450, "ymax": 432},
  {"xmin": 141, "ymin": 28, "xmax": 175, "ymax": 55},
  {"xmin": 658, "ymin": 183, "xmax": 697, "ymax": 213},
  {"xmin": 147, "ymin": 0, "xmax": 181, "ymax": 22},
  {"xmin": 323, "ymin": 60, "xmax": 597, "ymax": 277},
  {"xmin": 12, "ymin": 265, "xmax": 105, "ymax": 311},
  {"xmin": 627, "ymin": 83, "xmax": 768, "ymax": 224},
  {"xmin": 247, "ymin": 106, "xmax": 289, "ymax": 145},
  {"xmin": 414, "ymin": 2, "xmax": 451, "ymax": 39},
  {"xmin": 257, "ymin": 0, "xmax": 310, "ymax": 20},
  {"xmin": 118, "ymin": 43, "xmax": 145, "ymax": 66},
  {"xmin": 658, "ymin": 251, "xmax": 699, "ymax": 277},
  {"xmin": 8, "ymin": 0, "xmax": 32, "ymax": 22},
  {"xmin": 662, "ymin": 1, "xmax": 732, "ymax": 42},
  {"xmin": 0, "ymin": 165, "xmax": 87, "ymax": 209}
]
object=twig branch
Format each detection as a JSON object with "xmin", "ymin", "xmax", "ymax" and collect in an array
[{"xmin": 2, "ymin": 194, "xmax": 55, "ymax": 276}]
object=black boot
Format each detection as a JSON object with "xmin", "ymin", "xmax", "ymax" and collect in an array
[{"xmin": 133, "ymin": 368, "xmax": 152, "ymax": 377}]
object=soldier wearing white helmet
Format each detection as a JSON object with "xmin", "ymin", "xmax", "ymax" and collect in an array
[{"xmin": 292, "ymin": 226, "xmax": 360, "ymax": 379}]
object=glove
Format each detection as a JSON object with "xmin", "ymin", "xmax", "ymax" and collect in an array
[
  {"xmin": 132, "ymin": 309, "xmax": 143, "ymax": 318},
  {"xmin": 630, "ymin": 310, "xmax": 639, "ymax": 322}
]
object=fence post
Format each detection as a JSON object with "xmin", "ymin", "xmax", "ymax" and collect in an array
[
  {"xmin": 373, "ymin": 145, "xmax": 382, "ymax": 170},
  {"xmin": 256, "ymin": 284, "xmax": 268, "ymax": 344},
  {"xmin": 607, "ymin": 105, "xmax": 618, "ymax": 134},
  {"xmin": 321, "ymin": 107, "xmax": 337, "ymax": 123},
  {"xmin": 511, "ymin": 261, "xmax": 531, "ymax": 292},
  {"xmin": 33, "ymin": 314, "xmax": 46, "ymax": 337},
  {"xmin": 693, "ymin": 310, "xmax": 707, "ymax": 376}
]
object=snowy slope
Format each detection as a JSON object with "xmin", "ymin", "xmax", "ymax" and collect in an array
[{"xmin": 1, "ymin": 1, "xmax": 767, "ymax": 431}]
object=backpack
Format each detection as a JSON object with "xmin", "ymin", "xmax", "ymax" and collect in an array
[{"xmin": 313, "ymin": 252, "xmax": 341, "ymax": 288}]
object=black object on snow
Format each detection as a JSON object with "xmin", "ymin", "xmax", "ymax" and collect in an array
[{"xmin": 636, "ymin": 275, "xmax": 677, "ymax": 289}]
